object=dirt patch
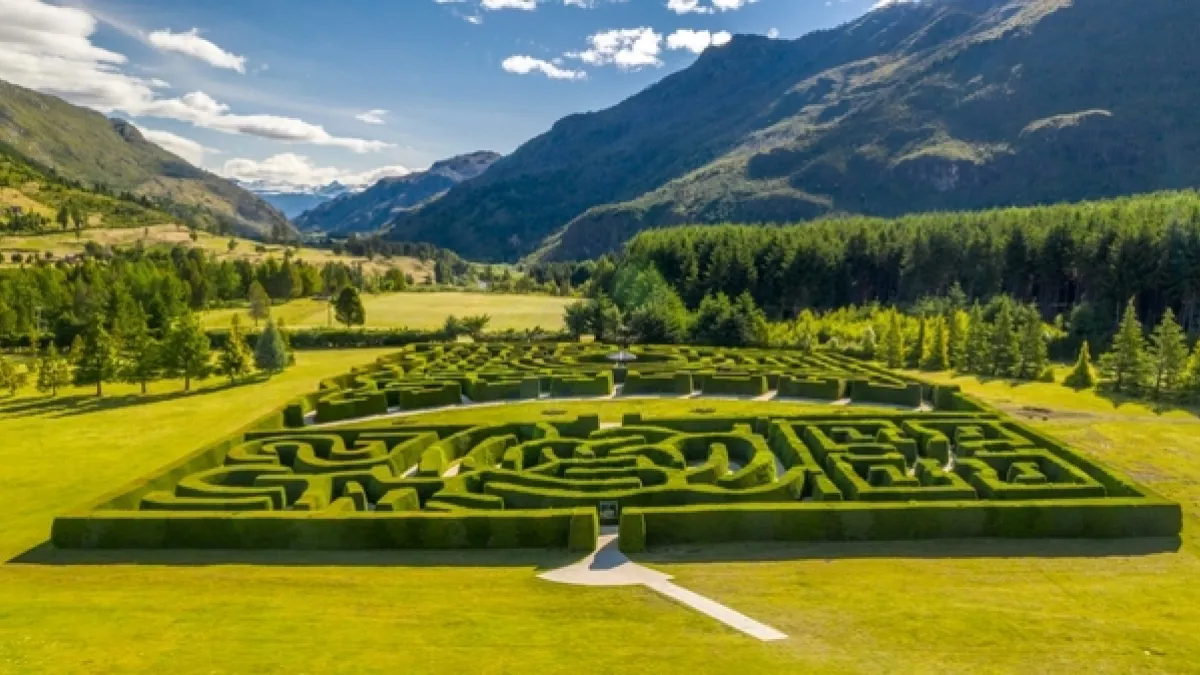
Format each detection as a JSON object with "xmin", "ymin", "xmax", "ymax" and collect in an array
[{"xmin": 1007, "ymin": 405, "xmax": 1095, "ymax": 421}]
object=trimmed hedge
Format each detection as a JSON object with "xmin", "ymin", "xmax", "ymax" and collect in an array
[
  {"xmin": 550, "ymin": 371, "xmax": 614, "ymax": 397},
  {"xmin": 850, "ymin": 380, "xmax": 923, "ymax": 407},
  {"xmin": 623, "ymin": 371, "xmax": 694, "ymax": 395},
  {"xmin": 52, "ymin": 507, "xmax": 599, "ymax": 550},
  {"xmin": 621, "ymin": 499, "xmax": 1182, "ymax": 548},
  {"xmin": 702, "ymin": 375, "xmax": 768, "ymax": 396},
  {"xmin": 778, "ymin": 376, "xmax": 845, "ymax": 400}
]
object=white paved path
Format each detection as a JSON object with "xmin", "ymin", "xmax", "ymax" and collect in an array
[{"xmin": 539, "ymin": 529, "xmax": 787, "ymax": 642}]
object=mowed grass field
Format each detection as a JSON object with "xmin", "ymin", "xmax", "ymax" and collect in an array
[
  {"xmin": 200, "ymin": 292, "xmax": 575, "ymax": 332},
  {"xmin": 0, "ymin": 224, "xmax": 433, "ymax": 279},
  {"xmin": 1, "ymin": 356, "xmax": 1199, "ymax": 672}
]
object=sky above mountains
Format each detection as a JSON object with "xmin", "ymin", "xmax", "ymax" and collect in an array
[{"xmin": 1, "ymin": 0, "xmax": 888, "ymax": 191}]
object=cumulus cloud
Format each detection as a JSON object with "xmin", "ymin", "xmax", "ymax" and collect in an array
[
  {"xmin": 568, "ymin": 27, "xmax": 663, "ymax": 70},
  {"xmin": 147, "ymin": 28, "xmax": 245, "ymax": 73},
  {"xmin": 666, "ymin": 29, "xmax": 732, "ymax": 53},
  {"xmin": 0, "ymin": 0, "xmax": 389, "ymax": 153},
  {"xmin": 138, "ymin": 127, "xmax": 217, "ymax": 166},
  {"xmin": 220, "ymin": 153, "xmax": 411, "ymax": 191},
  {"xmin": 501, "ymin": 55, "xmax": 586, "ymax": 80}
]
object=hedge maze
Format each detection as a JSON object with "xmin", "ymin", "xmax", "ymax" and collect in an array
[{"xmin": 52, "ymin": 343, "xmax": 1181, "ymax": 552}]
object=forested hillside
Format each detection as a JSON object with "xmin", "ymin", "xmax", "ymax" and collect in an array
[
  {"xmin": 0, "ymin": 145, "xmax": 174, "ymax": 233},
  {"xmin": 382, "ymin": 0, "xmax": 1200, "ymax": 262},
  {"xmin": 0, "ymin": 79, "xmax": 293, "ymax": 240},
  {"xmin": 622, "ymin": 191, "xmax": 1200, "ymax": 339}
]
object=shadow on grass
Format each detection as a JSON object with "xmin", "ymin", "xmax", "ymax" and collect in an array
[
  {"xmin": 8, "ymin": 540, "xmax": 583, "ymax": 570},
  {"xmin": 0, "ymin": 374, "xmax": 273, "ymax": 420},
  {"xmin": 633, "ymin": 536, "xmax": 1182, "ymax": 564}
]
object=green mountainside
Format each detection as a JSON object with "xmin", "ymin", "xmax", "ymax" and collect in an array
[
  {"xmin": 0, "ymin": 79, "xmax": 292, "ymax": 239},
  {"xmin": 383, "ymin": 0, "xmax": 1200, "ymax": 262}
]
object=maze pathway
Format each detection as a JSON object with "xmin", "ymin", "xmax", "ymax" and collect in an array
[{"xmin": 540, "ymin": 529, "xmax": 787, "ymax": 642}]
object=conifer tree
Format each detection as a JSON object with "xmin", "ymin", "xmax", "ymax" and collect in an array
[
  {"xmin": 74, "ymin": 316, "xmax": 118, "ymax": 396},
  {"xmin": 254, "ymin": 319, "xmax": 290, "ymax": 374},
  {"xmin": 1100, "ymin": 299, "xmax": 1149, "ymax": 393},
  {"xmin": 947, "ymin": 309, "xmax": 968, "ymax": 368},
  {"xmin": 908, "ymin": 316, "xmax": 928, "ymax": 368},
  {"xmin": 989, "ymin": 300, "xmax": 1020, "ymax": 377},
  {"xmin": 218, "ymin": 315, "xmax": 254, "ymax": 384},
  {"xmin": 334, "ymin": 286, "xmax": 366, "ymax": 327},
  {"xmin": 36, "ymin": 344, "xmax": 72, "ymax": 396},
  {"xmin": 1147, "ymin": 308, "xmax": 1187, "ymax": 399},
  {"xmin": 861, "ymin": 325, "xmax": 877, "ymax": 360},
  {"xmin": 248, "ymin": 281, "xmax": 271, "ymax": 327},
  {"xmin": 1063, "ymin": 340, "xmax": 1099, "ymax": 389},
  {"xmin": 920, "ymin": 317, "xmax": 950, "ymax": 371},
  {"xmin": 163, "ymin": 311, "xmax": 211, "ymax": 391},
  {"xmin": 0, "ymin": 356, "xmax": 28, "ymax": 396},
  {"xmin": 1182, "ymin": 343, "xmax": 1200, "ymax": 400},
  {"xmin": 1017, "ymin": 307, "xmax": 1049, "ymax": 380},
  {"xmin": 121, "ymin": 309, "xmax": 160, "ymax": 394},
  {"xmin": 883, "ymin": 310, "xmax": 905, "ymax": 369},
  {"xmin": 963, "ymin": 304, "xmax": 991, "ymax": 374}
]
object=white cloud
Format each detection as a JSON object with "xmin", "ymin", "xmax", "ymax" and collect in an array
[
  {"xmin": 138, "ymin": 127, "xmax": 216, "ymax": 166},
  {"xmin": 872, "ymin": 0, "xmax": 917, "ymax": 8},
  {"xmin": 482, "ymin": 0, "xmax": 537, "ymax": 8},
  {"xmin": 666, "ymin": 0, "xmax": 756, "ymax": 14},
  {"xmin": 0, "ymin": 0, "xmax": 389, "ymax": 153},
  {"xmin": 355, "ymin": 109, "xmax": 388, "ymax": 125},
  {"xmin": 147, "ymin": 28, "xmax": 245, "ymax": 73},
  {"xmin": 666, "ymin": 29, "xmax": 732, "ymax": 54},
  {"xmin": 568, "ymin": 27, "xmax": 663, "ymax": 70},
  {"xmin": 220, "ymin": 153, "xmax": 410, "ymax": 191},
  {"xmin": 501, "ymin": 55, "xmax": 586, "ymax": 80}
]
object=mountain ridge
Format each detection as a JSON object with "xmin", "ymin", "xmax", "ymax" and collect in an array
[
  {"xmin": 0, "ymin": 78, "xmax": 294, "ymax": 239},
  {"xmin": 296, "ymin": 151, "xmax": 501, "ymax": 234},
  {"xmin": 383, "ymin": 0, "xmax": 1200, "ymax": 262}
]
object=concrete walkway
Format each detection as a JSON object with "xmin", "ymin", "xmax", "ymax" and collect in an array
[{"xmin": 540, "ymin": 529, "xmax": 787, "ymax": 642}]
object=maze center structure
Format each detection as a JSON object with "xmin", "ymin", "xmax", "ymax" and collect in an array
[{"xmin": 52, "ymin": 343, "xmax": 1181, "ymax": 552}]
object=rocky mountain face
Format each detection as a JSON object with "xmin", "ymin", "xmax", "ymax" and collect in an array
[{"xmin": 381, "ymin": 0, "xmax": 1200, "ymax": 261}]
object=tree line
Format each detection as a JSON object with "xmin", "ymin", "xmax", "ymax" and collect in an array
[{"xmin": 620, "ymin": 190, "xmax": 1200, "ymax": 349}]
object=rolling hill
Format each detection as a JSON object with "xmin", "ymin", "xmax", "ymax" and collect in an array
[
  {"xmin": 382, "ymin": 0, "xmax": 1200, "ymax": 261},
  {"xmin": 296, "ymin": 151, "xmax": 501, "ymax": 234},
  {"xmin": 0, "ymin": 79, "xmax": 293, "ymax": 239}
]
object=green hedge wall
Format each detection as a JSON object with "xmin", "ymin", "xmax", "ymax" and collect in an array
[
  {"xmin": 623, "ymin": 371, "xmax": 694, "ymax": 395},
  {"xmin": 619, "ymin": 499, "xmax": 1182, "ymax": 550},
  {"xmin": 702, "ymin": 375, "xmax": 768, "ymax": 396},
  {"xmin": 850, "ymin": 380, "xmax": 923, "ymax": 407},
  {"xmin": 550, "ymin": 371, "xmax": 614, "ymax": 397},
  {"xmin": 778, "ymin": 376, "xmax": 845, "ymax": 400},
  {"xmin": 52, "ymin": 508, "xmax": 598, "ymax": 551}
]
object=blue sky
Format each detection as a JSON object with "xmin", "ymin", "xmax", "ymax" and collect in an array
[{"xmin": 2, "ymin": 0, "xmax": 886, "ymax": 190}]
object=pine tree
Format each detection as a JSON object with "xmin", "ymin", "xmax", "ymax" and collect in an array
[
  {"xmin": 254, "ymin": 319, "xmax": 290, "ymax": 374},
  {"xmin": 922, "ymin": 317, "xmax": 950, "ymax": 371},
  {"xmin": 1147, "ymin": 308, "xmax": 1188, "ymax": 399},
  {"xmin": 963, "ymin": 304, "xmax": 991, "ymax": 374},
  {"xmin": 0, "ymin": 356, "xmax": 28, "ymax": 396},
  {"xmin": 1017, "ymin": 307, "xmax": 1049, "ymax": 380},
  {"xmin": 163, "ymin": 311, "xmax": 211, "ymax": 391},
  {"xmin": 248, "ymin": 281, "xmax": 271, "ymax": 327},
  {"xmin": 861, "ymin": 325, "xmax": 877, "ymax": 360},
  {"xmin": 883, "ymin": 311, "xmax": 905, "ymax": 369},
  {"xmin": 218, "ymin": 315, "xmax": 254, "ymax": 384},
  {"xmin": 1100, "ymin": 299, "xmax": 1149, "ymax": 393},
  {"xmin": 1063, "ymin": 340, "xmax": 1099, "ymax": 389},
  {"xmin": 334, "ymin": 286, "xmax": 366, "ymax": 327},
  {"xmin": 989, "ymin": 300, "xmax": 1020, "ymax": 377},
  {"xmin": 121, "ymin": 311, "xmax": 160, "ymax": 394},
  {"xmin": 947, "ymin": 309, "xmax": 968, "ymax": 369},
  {"xmin": 36, "ymin": 344, "xmax": 72, "ymax": 396},
  {"xmin": 908, "ymin": 316, "xmax": 928, "ymax": 368},
  {"xmin": 1182, "ymin": 343, "xmax": 1200, "ymax": 400},
  {"xmin": 73, "ymin": 316, "xmax": 118, "ymax": 396}
]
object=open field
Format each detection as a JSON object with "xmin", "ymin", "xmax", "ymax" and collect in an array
[
  {"xmin": 200, "ymin": 292, "xmax": 575, "ymax": 332},
  {"xmin": 0, "ymin": 224, "xmax": 433, "ymax": 278},
  {"xmin": 1, "ymin": 356, "xmax": 1198, "ymax": 672}
]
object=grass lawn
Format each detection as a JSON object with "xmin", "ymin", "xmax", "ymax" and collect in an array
[
  {"xmin": 1, "ymin": 357, "xmax": 1198, "ymax": 672},
  {"xmin": 200, "ymin": 292, "xmax": 575, "ymax": 332},
  {"xmin": 0, "ymin": 224, "xmax": 432, "ymax": 279}
]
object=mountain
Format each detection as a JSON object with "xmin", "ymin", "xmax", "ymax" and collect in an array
[
  {"xmin": 382, "ymin": 0, "xmax": 1200, "ymax": 261},
  {"xmin": 296, "ymin": 151, "xmax": 501, "ymax": 234},
  {"xmin": 241, "ymin": 181, "xmax": 354, "ymax": 219},
  {"xmin": 0, "ymin": 79, "xmax": 293, "ymax": 239}
]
